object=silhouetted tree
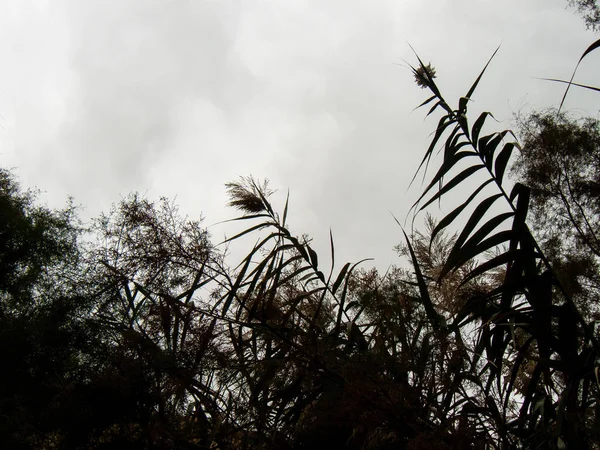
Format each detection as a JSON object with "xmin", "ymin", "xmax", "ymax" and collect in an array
[
  {"xmin": 513, "ymin": 111, "xmax": 600, "ymax": 318},
  {"xmin": 0, "ymin": 168, "xmax": 90, "ymax": 448}
]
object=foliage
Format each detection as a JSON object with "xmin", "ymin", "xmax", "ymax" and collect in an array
[
  {"xmin": 79, "ymin": 193, "xmax": 225, "ymax": 448},
  {"xmin": 393, "ymin": 214, "xmax": 498, "ymax": 317},
  {"xmin": 205, "ymin": 177, "xmax": 494, "ymax": 448},
  {"xmin": 513, "ymin": 111, "xmax": 600, "ymax": 316},
  {"xmin": 0, "ymin": 168, "xmax": 90, "ymax": 448},
  {"xmin": 4, "ymin": 5, "xmax": 600, "ymax": 447},
  {"xmin": 405, "ymin": 49, "xmax": 600, "ymax": 447},
  {"xmin": 0, "ymin": 168, "xmax": 81, "ymax": 306},
  {"xmin": 0, "ymin": 181, "xmax": 225, "ymax": 449},
  {"xmin": 568, "ymin": 0, "xmax": 600, "ymax": 31},
  {"xmin": 540, "ymin": 37, "xmax": 600, "ymax": 109}
]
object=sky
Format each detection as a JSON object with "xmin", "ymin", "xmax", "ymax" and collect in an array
[{"xmin": 1, "ymin": 0, "xmax": 599, "ymax": 271}]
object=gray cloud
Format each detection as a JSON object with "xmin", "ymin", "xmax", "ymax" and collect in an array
[
  {"xmin": 0, "ymin": 0, "xmax": 598, "ymax": 268},
  {"xmin": 54, "ymin": 1, "xmax": 259, "ymax": 205}
]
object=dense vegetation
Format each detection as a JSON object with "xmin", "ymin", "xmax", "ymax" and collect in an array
[{"xmin": 2, "ymin": 5, "xmax": 600, "ymax": 450}]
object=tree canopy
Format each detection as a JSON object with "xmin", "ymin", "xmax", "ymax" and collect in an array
[
  {"xmin": 2, "ymin": 4, "xmax": 600, "ymax": 449},
  {"xmin": 513, "ymin": 111, "xmax": 600, "ymax": 316}
]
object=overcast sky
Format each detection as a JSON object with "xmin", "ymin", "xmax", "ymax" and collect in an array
[{"xmin": 1, "ymin": 0, "xmax": 599, "ymax": 270}]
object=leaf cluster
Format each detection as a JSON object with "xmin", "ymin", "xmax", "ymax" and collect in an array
[
  {"xmin": 5, "ymin": 22, "xmax": 600, "ymax": 449},
  {"xmin": 406, "ymin": 49, "xmax": 600, "ymax": 447}
]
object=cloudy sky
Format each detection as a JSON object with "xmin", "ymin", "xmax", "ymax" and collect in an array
[{"xmin": 1, "ymin": 0, "xmax": 599, "ymax": 269}]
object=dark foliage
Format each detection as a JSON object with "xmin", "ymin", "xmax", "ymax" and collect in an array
[
  {"xmin": 513, "ymin": 111, "xmax": 600, "ymax": 316},
  {"xmin": 0, "ymin": 168, "xmax": 90, "ymax": 448},
  {"xmin": 3, "ymin": 8, "xmax": 600, "ymax": 447},
  {"xmin": 405, "ymin": 48, "xmax": 600, "ymax": 447},
  {"xmin": 568, "ymin": 0, "xmax": 600, "ymax": 31}
]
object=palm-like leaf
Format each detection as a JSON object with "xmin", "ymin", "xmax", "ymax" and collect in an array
[{"xmin": 410, "ymin": 49, "xmax": 600, "ymax": 446}]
